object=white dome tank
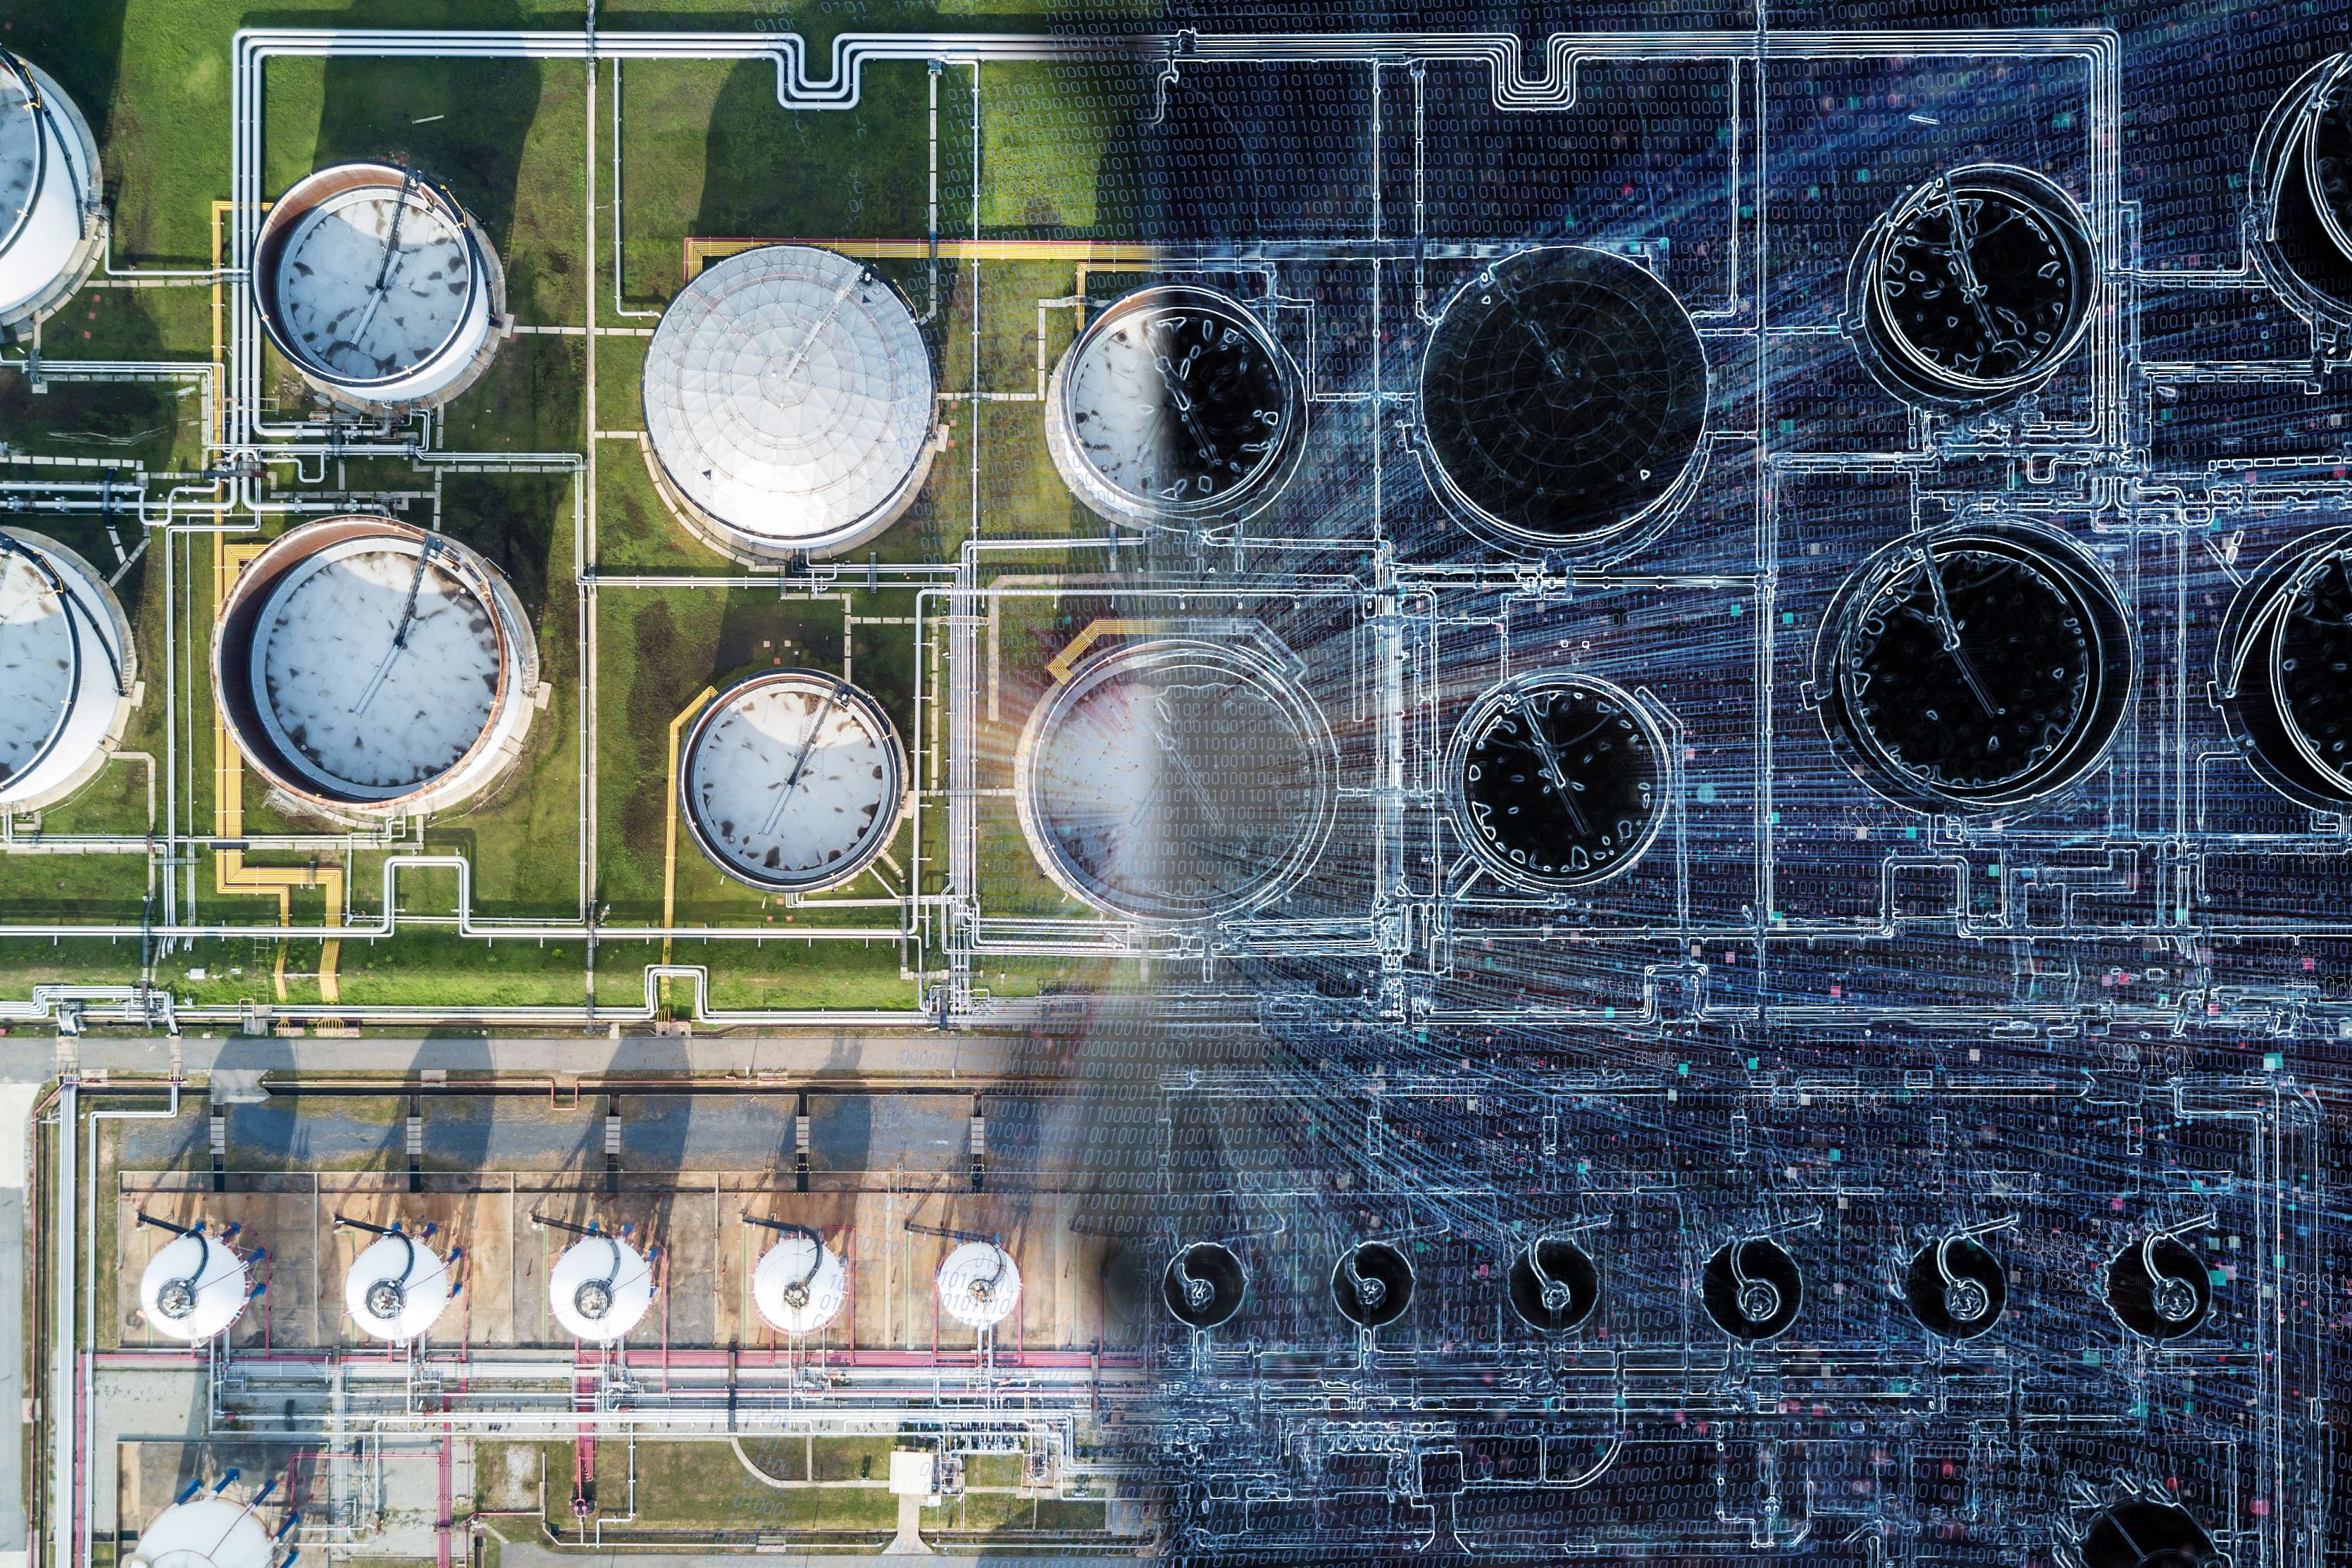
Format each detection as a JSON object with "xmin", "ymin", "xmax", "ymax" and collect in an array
[
  {"xmin": 211, "ymin": 516, "xmax": 542, "ymax": 820},
  {"xmin": 125, "ymin": 1494, "xmax": 277, "ymax": 1568},
  {"xmin": 936, "ymin": 1240, "xmax": 1020, "ymax": 1331},
  {"xmin": 548, "ymin": 1232, "xmax": 655, "ymax": 1343},
  {"xmin": 342, "ymin": 1231, "xmax": 453, "ymax": 1343},
  {"xmin": 681, "ymin": 671, "xmax": 905, "ymax": 892},
  {"xmin": 253, "ymin": 162, "xmax": 506, "ymax": 410},
  {"xmin": 137, "ymin": 1228, "xmax": 252, "ymax": 1343},
  {"xmin": 0, "ymin": 51, "xmax": 102, "ymax": 330},
  {"xmin": 0, "ymin": 529, "xmax": 137, "ymax": 811},
  {"xmin": 641, "ymin": 244, "xmax": 936, "ymax": 562},
  {"xmin": 752, "ymin": 1233, "xmax": 848, "ymax": 1335}
]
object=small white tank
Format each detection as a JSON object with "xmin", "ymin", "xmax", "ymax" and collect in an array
[
  {"xmin": 752, "ymin": 1233, "xmax": 847, "ymax": 1336},
  {"xmin": 0, "ymin": 52, "xmax": 102, "ymax": 330},
  {"xmin": 343, "ymin": 1231, "xmax": 453, "ymax": 1343},
  {"xmin": 0, "ymin": 529, "xmax": 137, "ymax": 811},
  {"xmin": 137, "ymin": 1229, "xmax": 251, "ymax": 1343},
  {"xmin": 125, "ymin": 1493, "xmax": 276, "ymax": 1568},
  {"xmin": 548, "ymin": 1232, "xmax": 655, "ymax": 1343},
  {"xmin": 936, "ymin": 1241, "xmax": 1020, "ymax": 1331}
]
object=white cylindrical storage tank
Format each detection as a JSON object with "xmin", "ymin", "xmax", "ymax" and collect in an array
[
  {"xmin": 343, "ymin": 1231, "xmax": 454, "ymax": 1343},
  {"xmin": 137, "ymin": 1229, "xmax": 251, "ymax": 1343},
  {"xmin": 0, "ymin": 51, "xmax": 102, "ymax": 330},
  {"xmin": 125, "ymin": 1495, "xmax": 275, "ymax": 1568},
  {"xmin": 937, "ymin": 1240, "xmax": 1020, "ymax": 1331},
  {"xmin": 549, "ymin": 1232, "xmax": 655, "ymax": 1343},
  {"xmin": 211, "ymin": 516, "xmax": 541, "ymax": 820},
  {"xmin": 0, "ymin": 528, "xmax": 137, "ymax": 811},
  {"xmin": 752, "ymin": 1233, "xmax": 848, "ymax": 1335},
  {"xmin": 641, "ymin": 244, "xmax": 936, "ymax": 563},
  {"xmin": 681, "ymin": 670, "xmax": 904, "ymax": 892},
  {"xmin": 253, "ymin": 162, "xmax": 506, "ymax": 411}
]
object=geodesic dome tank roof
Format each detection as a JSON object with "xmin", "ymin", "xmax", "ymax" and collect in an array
[{"xmin": 642, "ymin": 244, "xmax": 935, "ymax": 559}]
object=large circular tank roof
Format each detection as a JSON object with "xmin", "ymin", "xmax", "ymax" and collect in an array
[
  {"xmin": 2217, "ymin": 525, "xmax": 2352, "ymax": 809},
  {"xmin": 0, "ymin": 530, "xmax": 135, "ymax": 811},
  {"xmin": 213, "ymin": 516, "xmax": 539, "ymax": 817},
  {"xmin": 137, "ymin": 1230, "xmax": 251, "ymax": 1343},
  {"xmin": 254, "ymin": 163, "xmax": 501, "ymax": 406},
  {"xmin": 937, "ymin": 1240, "xmax": 1021, "ymax": 1331},
  {"xmin": 0, "ymin": 53, "xmax": 101, "ymax": 328},
  {"xmin": 642, "ymin": 244, "xmax": 936, "ymax": 561},
  {"xmin": 1817, "ymin": 521, "xmax": 2133, "ymax": 814},
  {"xmin": 549, "ymin": 1232, "xmax": 656, "ymax": 1343},
  {"xmin": 681, "ymin": 671, "xmax": 904, "ymax": 892},
  {"xmin": 1852, "ymin": 165, "xmax": 2098, "ymax": 406},
  {"xmin": 2253, "ymin": 56, "xmax": 2352, "ymax": 322},
  {"xmin": 343, "ymin": 1231, "xmax": 454, "ymax": 1343},
  {"xmin": 1045, "ymin": 284, "xmax": 1307, "ymax": 528},
  {"xmin": 1420, "ymin": 245, "xmax": 1709, "ymax": 551},
  {"xmin": 1014, "ymin": 637, "xmax": 1338, "ymax": 923},
  {"xmin": 752, "ymin": 1233, "xmax": 848, "ymax": 1335},
  {"xmin": 126, "ymin": 1495, "xmax": 275, "ymax": 1568}
]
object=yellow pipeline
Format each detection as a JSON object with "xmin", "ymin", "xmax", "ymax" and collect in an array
[
  {"xmin": 660, "ymin": 685, "xmax": 719, "ymax": 993},
  {"xmin": 211, "ymin": 532, "xmax": 342, "ymax": 1004}
]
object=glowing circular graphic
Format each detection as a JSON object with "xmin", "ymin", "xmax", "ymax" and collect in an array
[
  {"xmin": 2217, "ymin": 526, "xmax": 2352, "ymax": 809},
  {"xmin": 1015, "ymin": 637, "xmax": 1338, "ymax": 922},
  {"xmin": 2105, "ymin": 1233, "xmax": 2210, "ymax": 1343},
  {"xmin": 1507, "ymin": 1236, "xmax": 1602, "ymax": 1336},
  {"xmin": 1854, "ymin": 166, "xmax": 2098, "ymax": 405},
  {"xmin": 1046, "ymin": 285, "xmax": 1306, "ymax": 528},
  {"xmin": 1903, "ymin": 1233, "xmax": 2006, "ymax": 1340},
  {"xmin": 1448, "ymin": 673, "xmax": 1667, "ymax": 890},
  {"xmin": 1817, "ymin": 522, "xmax": 2132, "ymax": 813},
  {"xmin": 2253, "ymin": 55, "xmax": 2352, "ymax": 321},
  {"xmin": 1331, "ymin": 1241, "xmax": 1414, "ymax": 1329},
  {"xmin": 1421, "ymin": 246, "xmax": 1710, "ymax": 549},
  {"xmin": 1702, "ymin": 1238, "xmax": 1803, "ymax": 1342},
  {"xmin": 1163, "ymin": 1242, "xmax": 1247, "ymax": 1329}
]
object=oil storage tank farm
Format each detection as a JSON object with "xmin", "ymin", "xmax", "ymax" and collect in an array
[
  {"xmin": 0, "ymin": 529, "xmax": 138, "ymax": 813},
  {"xmin": 680, "ymin": 671, "xmax": 905, "ymax": 892},
  {"xmin": 253, "ymin": 162, "xmax": 507, "ymax": 411},
  {"xmin": 212, "ymin": 516, "xmax": 542, "ymax": 821},
  {"xmin": 642, "ymin": 244, "xmax": 936, "ymax": 562},
  {"xmin": 0, "ymin": 49, "xmax": 103, "ymax": 331}
]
